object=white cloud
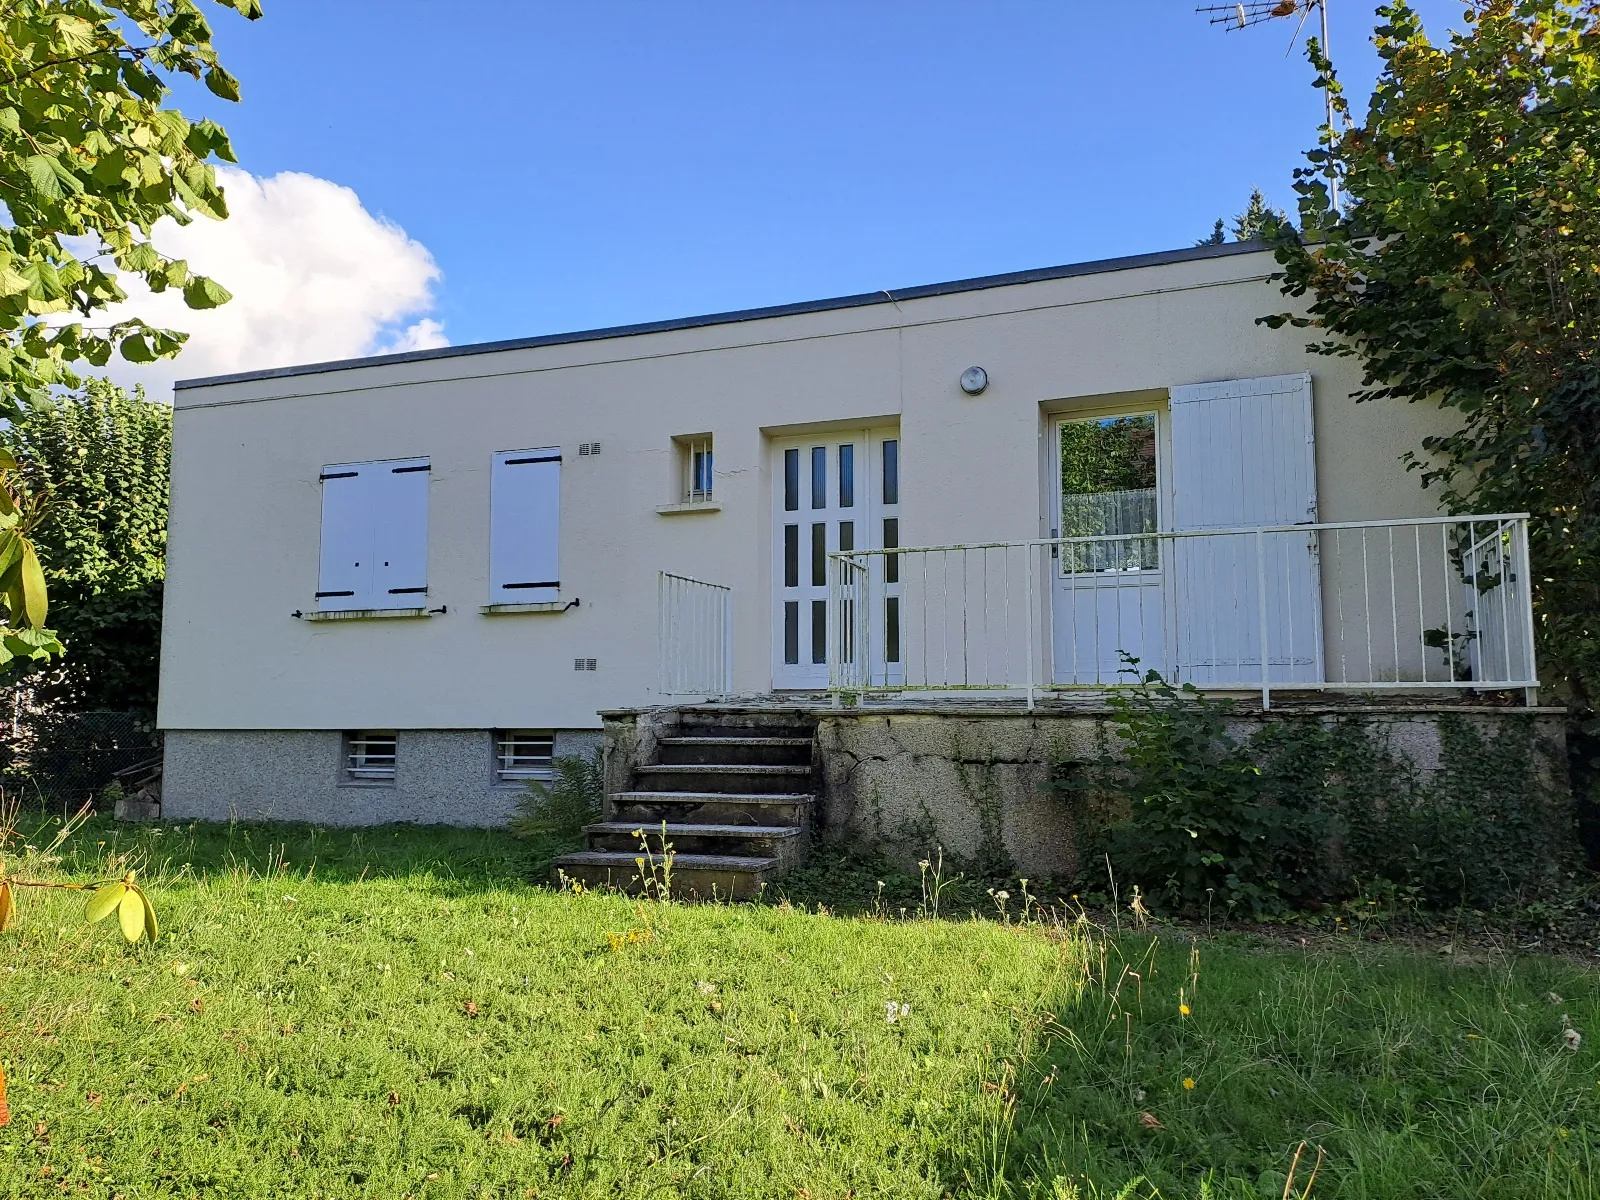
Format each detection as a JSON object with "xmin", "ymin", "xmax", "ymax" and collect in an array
[{"xmin": 87, "ymin": 167, "xmax": 445, "ymax": 398}]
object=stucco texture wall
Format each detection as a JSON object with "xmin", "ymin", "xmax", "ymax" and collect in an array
[{"xmin": 159, "ymin": 246, "xmax": 1456, "ymax": 734}]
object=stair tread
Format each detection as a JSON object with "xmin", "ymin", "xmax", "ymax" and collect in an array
[
  {"xmin": 554, "ymin": 851, "xmax": 778, "ymax": 871},
  {"xmin": 587, "ymin": 822, "xmax": 801, "ymax": 837},
  {"xmin": 614, "ymin": 791, "xmax": 813, "ymax": 802},
  {"xmin": 660, "ymin": 736, "xmax": 812, "ymax": 747},
  {"xmin": 637, "ymin": 763, "xmax": 810, "ymax": 774}
]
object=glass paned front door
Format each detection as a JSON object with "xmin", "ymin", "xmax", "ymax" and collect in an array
[{"xmin": 772, "ymin": 430, "xmax": 898, "ymax": 689}]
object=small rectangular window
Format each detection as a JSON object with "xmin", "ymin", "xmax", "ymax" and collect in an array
[
  {"xmin": 884, "ymin": 517, "xmax": 900, "ymax": 584},
  {"xmin": 811, "ymin": 522, "xmax": 826, "ymax": 587},
  {"xmin": 882, "ymin": 439, "xmax": 899, "ymax": 506},
  {"xmin": 811, "ymin": 600, "xmax": 827, "ymax": 664},
  {"xmin": 495, "ymin": 729, "xmax": 554, "ymax": 784},
  {"xmin": 838, "ymin": 520, "xmax": 854, "ymax": 553},
  {"xmin": 838, "ymin": 444, "xmax": 855, "ymax": 508},
  {"xmin": 784, "ymin": 449, "xmax": 799, "ymax": 512},
  {"xmin": 676, "ymin": 434, "xmax": 714, "ymax": 503},
  {"xmin": 886, "ymin": 596, "xmax": 901, "ymax": 663},
  {"xmin": 810, "ymin": 446, "xmax": 826, "ymax": 510},
  {"xmin": 345, "ymin": 731, "xmax": 396, "ymax": 783}
]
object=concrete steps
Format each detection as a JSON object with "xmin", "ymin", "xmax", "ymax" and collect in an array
[{"xmin": 553, "ymin": 717, "xmax": 816, "ymax": 900}]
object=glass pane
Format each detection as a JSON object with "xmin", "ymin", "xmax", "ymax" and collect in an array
[
  {"xmin": 691, "ymin": 448, "xmax": 713, "ymax": 498},
  {"xmin": 882, "ymin": 439, "xmax": 899, "ymax": 505},
  {"xmin": 886, "ymin": 596, "xmax": 900, "ymax": 664},
  {"xmin": 1060, "ymin": 414, "xmax": 1159, "ymax": 572},
  {"xmin": 839, "ymin": 444, "xmax": 855, "ymax": 508},
  {"xmin": 784, "ymin": 601, "xmax": 799, "ymax": 664},
  {"xmin": 784, "ymin": 524, "xmax": 798, "ymax": 588},
  {"xmin": 838, "ymin": 520, "xmax": 854, "ymax": 553},
  {"xmin": 883, "ymin": 517, "xmax": 899, "ymax": 584},
  {"xmin": 811, "ymin": 522, "xmax": 826, "ymax": 587},
  {"xmin": 811, "ymin": 447, "xmax": 826, "ymax": 510},
  {"xmin": 784, "ymin": 448, "xmax": 799, "ymax": 512},
  {"xmin": 811, "ymin": 600, "xmax": 827, "ymax": 664}
]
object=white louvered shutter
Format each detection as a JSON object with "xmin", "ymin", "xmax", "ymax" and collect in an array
[
  {"xmin": 317, "ymin": 463, "xmax": 374, "ymax": 610},
  {"xmin": 1167, "ymin": 373, "xmax": 1322, "ymax": 685},
  {"xmin": 490, "ymin": 448, "xmax": 561, "ymax": 602},
  {"xmin": 372, "ymin": 458, "xmax": 431, "ymax": 607}
]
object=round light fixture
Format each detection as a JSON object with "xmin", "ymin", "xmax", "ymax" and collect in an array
[{"xmin": 960, "ymin": 365, "xmax": 989, "ymax": 395}]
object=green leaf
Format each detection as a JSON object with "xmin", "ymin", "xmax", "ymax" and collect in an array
[
  {"xmin": 117, "ymin": 888, "xmax": 145, "ymax": 942},
  {"xmin": 19, "ymin": 540, "xmax": 46, "ymax": 627},
  {"xmin": 139, "ymin": 888, "xmax": 158, "ymax": 942},
  {"xmin": 182, "ymin": 275, "xmax": 232, "ymax": 310},
  {"xmin": 119, "ymin": 334, "xmax": 156, "ymax": 364},
  {"xmin": 203, "ymin": 66, "xmax": 241, "ymax": 102},
  {"xmin": 23, "ymin": 156, "xmax": 62, "ymax": 201},
  {"xmin": 85, "ymin": 882, "xmax": 127, "ymax": 924}
]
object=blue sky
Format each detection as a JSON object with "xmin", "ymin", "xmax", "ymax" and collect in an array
[{"xmin": 171, "ymin": 0, "xmax": 1464, "ymax": 355}]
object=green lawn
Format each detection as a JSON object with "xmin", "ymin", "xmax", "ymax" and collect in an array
[{"xmin": 2, "ymin": 818, "xmax": 1597, "ymax": 1199}]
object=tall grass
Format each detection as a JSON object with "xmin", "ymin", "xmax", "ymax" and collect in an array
[{"xmin": 1, "ymin": 816, "xmax": 1596, "ymax": 1198}]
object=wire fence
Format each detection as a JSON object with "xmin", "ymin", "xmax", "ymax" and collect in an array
[{"xmin": 0, "ymin": 696, "xmax": 159, "ymax": 809}]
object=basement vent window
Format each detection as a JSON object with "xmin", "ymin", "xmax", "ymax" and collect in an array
[
  {"xmin": 344, "ymin": 731, "xmax": 397, "ymax": 783},
  {"xmin": 495, "ymin": 730, "xmax": 555, "ymax": 784},
  {"xmin": 577, "ymin": 442, "xmax": 602, "ymax": 456},
  {"xmin": 574, "ymin": 657, "xmax": 598, "ymax": 671}
]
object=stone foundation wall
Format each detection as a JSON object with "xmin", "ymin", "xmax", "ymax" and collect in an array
[
  {"xmin": 162, "ymin": 728, "xmax": 603, "ymax": 826},
  {"xmin": 601, "ymin": 704, "xmax": 1569, "ymax": 878}
]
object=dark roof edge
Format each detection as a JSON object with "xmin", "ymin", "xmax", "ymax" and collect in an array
[{"xmin": 173, "ymin": 240, "xmax": 1272, "ymax": 392}]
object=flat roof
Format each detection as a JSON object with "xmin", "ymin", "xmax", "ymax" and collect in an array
[{"xmin": 174, "ymin": 239, "xmax": 1270, "ymax": 391}]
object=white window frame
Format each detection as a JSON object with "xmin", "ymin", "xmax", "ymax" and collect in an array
[{"xmin": 493, "ymin": 729, "xmax": 555, "ymax": 785}]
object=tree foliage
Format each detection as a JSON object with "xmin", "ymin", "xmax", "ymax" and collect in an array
[
  {"xmin": 0, "ymin": 0, "xmax": 257, "ymax": 669},
  {"xmin": 1266, "ymin": 0, "xmax": 1600, "ymax": 714},
  {"xmin": 1, "ymin": 379, "xmax": 171, "ymax": 711}
]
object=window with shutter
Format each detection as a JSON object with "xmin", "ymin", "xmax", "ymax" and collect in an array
[
  {"xmin": 316, "ymin": 458, "xmax": 430, "ymax": 610},
  {"xmin": 490, "ymin": 448, "xmax": 561, "ymax": 602}
]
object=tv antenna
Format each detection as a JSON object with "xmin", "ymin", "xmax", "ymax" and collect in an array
[{"xmin": 1196, "ymin": 1, "xmax": 1339, "ymax": 209}]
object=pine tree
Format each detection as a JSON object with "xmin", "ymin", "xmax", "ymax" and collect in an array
[
  {"xmin": 1195, "ymin": 218, "xmax": 1227, "ymax": 247},
  {"xmin": 1233, "ymin": 188, "xmax": 1290, "ymax": 242}
]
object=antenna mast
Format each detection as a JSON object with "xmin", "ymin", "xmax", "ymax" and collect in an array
[{"xmin": 1195, "ymin": 1, "xmax": 1340, "ymax": 210}]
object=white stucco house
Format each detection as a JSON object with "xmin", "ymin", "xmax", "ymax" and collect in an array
[{"xmin": 157, "ymin": 240, "xmax": 1539, "ymax": 847}]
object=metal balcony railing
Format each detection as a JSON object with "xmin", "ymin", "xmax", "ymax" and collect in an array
[{"xmin": 828, "ymin": 515, "xmax": 1538, "ymax": 709}]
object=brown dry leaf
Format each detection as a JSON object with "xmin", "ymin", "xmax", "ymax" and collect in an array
[
  {"xmin": 190, "ymin": 998, "xmax": 203, "ymax": 1014},
  {"xmin": 546, "ymin": 1112, "xmax": 564, "ymax": 1129},
  {"xmin": 463, "ymin": 1001, "xmax": 479, "ymax": 1017},
  {"xmin": 501, "ymin": 1130, "xmax": 521, "ymax": 1145},
  {"xmin": 1137, "ymin": 1111, "xmax": 1164, "ymax": 1130},
  {"xmin": 388, "ymin": 1091, "xmax": 401, "ymax": 1107},
  {"xmin": 86, "ymin": 1092, "xmax": 102, "ymax": 1108}
]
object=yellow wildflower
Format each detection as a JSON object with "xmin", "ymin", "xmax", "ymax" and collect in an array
[
  {"xmin": 1182, "ymin": 1077, "xmax": 1196, "ymax": 1090},
  {"xmin": 1179, "ymin": 1003, "xmax": 1191, "ymax": 1017}
]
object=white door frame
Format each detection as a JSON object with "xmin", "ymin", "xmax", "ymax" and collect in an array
[
  {"xmin": 1048, "ymin": 405, "xmax": 1172, "ymax": 685},
  {"xmin": 771, "ymin": 428, "xmax": 898, "ymax": 690}
]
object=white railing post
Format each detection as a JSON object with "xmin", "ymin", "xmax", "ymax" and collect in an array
[
  {"xmin": 1256, "ymin": 528, "xmax": 1271, "ymax": 710},
  {"xmin": 1024, "ymin": 540, "xmax": 1036, "ymax": 710}
]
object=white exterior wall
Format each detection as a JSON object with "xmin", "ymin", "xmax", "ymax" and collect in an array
[{"xmin": 158, "ymin": 246, "xmax": 1450, "ymax": 732}]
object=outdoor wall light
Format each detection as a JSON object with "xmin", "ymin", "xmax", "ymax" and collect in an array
[{"xmin": 959, "ymin": 365, "xmax": 989, "ymax": 395}]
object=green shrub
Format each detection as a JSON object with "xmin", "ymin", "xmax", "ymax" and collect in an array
[
  {"xmin": 508, "ymin": 752, "xmax": 603, "ymax": 839},
  {"xmin": 1051, "ymin": 665, "xmax": 1577, "ymax": 915}
]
